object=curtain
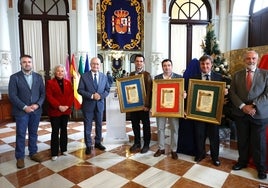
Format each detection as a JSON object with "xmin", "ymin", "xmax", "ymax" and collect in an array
[
  {"xmin": 192, "ymin": 25, "xmax": 207, "ymax": 59},
  {"xmin": 49, "ymin": 21, "xmax": 68, "ymax": 77},
  {"xmin": 23, "ymin": 20, "xmax": 44, "ymax": 73},
  {"xmin": 170, "ymin": 24, "xmax": 187, "ymax": 74}
]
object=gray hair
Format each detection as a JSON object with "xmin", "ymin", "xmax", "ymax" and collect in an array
[{"xmin": 52, "ymin": 64, "xmax": 66, "ymax": 78}]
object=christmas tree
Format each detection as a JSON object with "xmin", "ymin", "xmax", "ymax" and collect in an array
[{"xmin": 201, "ymin": 23, "xmax": 229, "ymax": 76}]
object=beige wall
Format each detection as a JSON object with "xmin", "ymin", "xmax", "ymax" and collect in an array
[{"xmin": 224, "ymin": 45, "xmax": 268, "ymax": 76}]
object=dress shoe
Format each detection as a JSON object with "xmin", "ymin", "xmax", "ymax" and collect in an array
[
  {"xmin": 232, "ymin": 163, "xmax": 247, "ymax": 170},
  {"xmin": 171, "ymin": 151, "xmax": 178, "ymax": 160},
  {"xmin": 16, "ymin": 159, "xmax": 25, "ymax": 169},
  {"xmin": 51, "ymin": 156, "xmax": 58, "ymax": 161},
  {"xmin": 258, "ymin": 171, "xmax": 267, "ymax": 179},
  {"xmin": 95, "ymin": 143, "xmax": 106, "ymax": 151},
  {"xmin": 129, "ymin": 144, "xmax": 141, "ymax": 153},
  {"xmin": 85, "ymin": 147, "xmax": 91, "ymax": 155},
  {"xmin": 140, "ymin": 145, "xmax": 150, "ymax": 153},
  {"xmin": 30, "ymin": 153, "xmax": 42, "ymax": 162},
  {"xmin": 213, "ymin": 160, "xmax": 221, "ymax": 166},
  {"xmin": 62, "ymin": 151, "xmax": 68, "ymax": 156},
  {"xmin": 194, "ymin": 155, "xmax": 205, "ymax": 162},
  {"xmin": 154, "ymin": 149, "xmax": 165, "ymax": 157}
]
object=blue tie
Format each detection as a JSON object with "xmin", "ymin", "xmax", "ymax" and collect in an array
[{"xmin": 94, "ymin": 73, "xmax": 98, "ymax": 89}]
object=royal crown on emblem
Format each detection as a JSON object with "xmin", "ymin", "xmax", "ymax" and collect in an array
[{"xmin": 114, "ymin": 9, "xmax": 129, "ymax": 18}]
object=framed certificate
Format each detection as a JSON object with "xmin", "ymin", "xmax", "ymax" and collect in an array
[
  {"xmin": 151, "ymin": 78, "xmax": 184, "ymax": 117},
  {"xmin": 116, "ymin": 74, "xmax": 146, "ymax": 113},
  {"xmin": 186, "ymin": 79, "xmax": 226, "ymax": 125}
]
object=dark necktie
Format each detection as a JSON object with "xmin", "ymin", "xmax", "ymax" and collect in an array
[
  {"xmin": 205, "ymin": 74, "xmax": 209, "ymax": 80},
  {"xmin": 246, "ymin": 70, "xmax": 252, "ymax": 91},
  {"xmin": 94, "ymin": 73, "xmax": 98, "ymax": 89}
]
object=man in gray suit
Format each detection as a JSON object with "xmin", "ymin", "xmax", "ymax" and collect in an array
[
  {"xmin": 78, "ymin": 57, "xmax": 110, "ymax": 155},
  {"xmin": 230, "ymin": 50, "xmax": 268, "ymax": 179},
  {"xmin": 8, "ymin": 55, "xmax": 45, "ymax": 169},
  {"xmin": 154, "ymin": 59, "xmax": 183, "ymax": 160}
]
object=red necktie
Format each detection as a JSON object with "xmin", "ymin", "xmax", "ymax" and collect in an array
[{"xmin": 246, "ymin": 70, "xmax": 252, "ymax": 91}]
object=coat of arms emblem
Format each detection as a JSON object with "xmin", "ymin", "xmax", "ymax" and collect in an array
[{"xmin": 112, "ymin": 9, "xmax": 131, "ymax": 34}]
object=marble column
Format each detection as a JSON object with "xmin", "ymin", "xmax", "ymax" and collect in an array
[
  {"xmin": 0, "ymin": 0, "xmax": 12, "ymax": 88},
  {"xmin": 219, "ymin": 0, "xmax": 228, "ymax": 52},
  {"xmin": 77, "ymin": 0, "xmax": 90, "ymax": 60},
  {"xmin": 150, "ymin": 0, "xmax": 163, "ymax": 77}
]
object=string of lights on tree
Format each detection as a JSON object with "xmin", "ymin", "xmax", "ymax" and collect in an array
[{"xmin": 201, "ymin": 23, "xmax": 230, "ymax": 77}]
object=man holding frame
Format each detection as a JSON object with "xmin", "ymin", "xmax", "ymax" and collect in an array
[
  {"xmin": 189, "ymin": 55, "xmax": 228, "ymax": 166},
  {"xmin": 129, "ymin": 54, "xmax": 152, "ymax": 154},
  {"xmin": 154, "ymin": 59, "xmax": 183, "ymax": 160}
]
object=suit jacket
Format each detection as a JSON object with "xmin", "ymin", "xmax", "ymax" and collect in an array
[
  {"xmin": 8, "ymin": 71, "xmax": 45, "ymax": 116},
  {"xmin": 129, "ymin": 71, "xmax": 152, "ymax": 108},
  {"xmin": 230, "ymin": 68, "xmax": 268, "ymax": 119},
  {"xmin": 46, "ymin": 78, "xmax": 74, "ymax": 117},
  {"xmin": 154, "ymin": 72, "xmax": 183, "ymax": 80},
  {"xmin": 186, "ymin": 71, "xmax": 224, "ymax": 91},
  {"xmin": 78, "ymin": 71, "xmax": 110, "ymax": 112},
  {"xmin": 192, "ymin": 71, "xmax": 223, "ymax": 82}
]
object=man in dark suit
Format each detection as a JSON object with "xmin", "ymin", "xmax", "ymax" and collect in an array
[
  {"xmin": 78, "ymin": 57, "xmax": 110, "ymax": 155},
  {"xmin": 129, "ymin": 54, "xmax": 152, "ymax": 154},
  {"xmin": 191, "ymin": 55, "xmax": 227, "ymax": 166},
  {"xmin": 154, "ymin": 59, "xmax": 183, "ymax": 160},
  {"xmin": 8, "ymin": 54, "xmax": 45, "ymax": 169},
  {"xmin": 230, "ymin": 50, "xmax": 268, "ymax": 179}
]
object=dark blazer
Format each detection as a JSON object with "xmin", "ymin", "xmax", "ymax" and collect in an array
[
  {"xmin": 192, "ymin": 71, "xmax": 223, "ymax": 82},
  {"xmin": 78, "ymin": 70, "xmax": 110, "ymax": 112},
  {"xmin": 46, "ymin": 78, "xmax": 74, "ymax": 117},
  {"xmin": 154, "ymin": 72, "xmax": 183, "ymax": 80},
  {"xmin": 230, "ymin": 68, "xmax": 268, "ymax": 119},
  {"xmin": 8, "ymin": 71, "xmax": 45, "ymax": 116},
  {"xmin": 129, "ymin": 71, "xmax": 152, "ymax": 108},
  {"xmin": 187, "ymin": 71, "xmax": 224, "ymax": 94}
]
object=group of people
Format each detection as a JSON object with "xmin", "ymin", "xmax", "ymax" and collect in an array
[
  {"xmin": 8, "ymin": 55, "xmax": 110, "ymax": 168},
  {"xmin": 8, "ymin": 50, "xmax": 268, "ymax": 180}
]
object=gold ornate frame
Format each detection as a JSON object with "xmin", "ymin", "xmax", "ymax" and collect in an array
[
  {"xmin": 116, "ymin": 74, "xmax": 145, "ymax": 113},
  {"xmin": 186, "ymin": 79, "xmax": 226, "ymax": 125},
  {"xmin": 152, "ymin": 78, "xmax": 184, "ymax": 118}
]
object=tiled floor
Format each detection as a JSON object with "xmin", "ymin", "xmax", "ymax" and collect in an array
[{"xmin": 0, "ymin": 118, "xmax": 268, "ymax": 188}]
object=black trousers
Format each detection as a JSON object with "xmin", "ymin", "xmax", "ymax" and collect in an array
[
  {"xmin": 194, "ymin": 121, "xmax": 219, "ymax": 161},
  {"xmin": 130, "ymin": 110, "xmax": 151, "ymax": 146},
  {"xmin": 234, "ymin": 115, "xmax": 267, "ymax": 172},
  {"xmin": 50, "ymin": 115, "xmax": 69, "ymax": 156}
]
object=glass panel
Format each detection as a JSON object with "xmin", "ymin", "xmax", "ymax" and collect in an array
[
  {"xmin": 172, "ymin": 0, "xmax": 206, "ymax": 21},
  {"xmin": 47, "ymin": 0, "xmax": 66, "ymax": 15},
  {"xmin": 170, "ymin": 24, "xmax": 187, "ymax": 74},
  {"xmin": 253, "ymin": 0, "xmax": 268, "ymax": 13},
  {"xmin": 32, "ymin": 0, "xmax": 44, "ymax": 15},
  {"xmin": 190, "ymin": 4, "xmax": 199, "ymax": 19},
  {"xmin": 200, "ymin": 6, "xmax": 207, "ymax": 20},
  {"xmin": 23, "ymin": 0, "xmax": 66, "ymax": 15},
  {"xmin": 181, "ymin": 3, "xmax": 190, "ymax": 18},
  {"xmin": 171, "ymin": 4, "xmax": 180, "ymax": 19}
]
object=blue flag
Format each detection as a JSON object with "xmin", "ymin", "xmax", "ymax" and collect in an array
[{"xmin": 84, "ymin": 54, "xmax": 90, "ymax": 73}]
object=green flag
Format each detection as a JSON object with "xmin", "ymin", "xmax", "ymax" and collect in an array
[{"xmin": 78, "ymin": 55, "xmax": 84, "ymax": 75}]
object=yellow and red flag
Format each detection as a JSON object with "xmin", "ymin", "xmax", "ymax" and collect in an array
[
  {"xmin": 70, "ymin": 54, "xmax": 82, "ymax": 110},
  {"xmin": 65, "ymin": 54, "xmax": 71, "ymax": 81}
]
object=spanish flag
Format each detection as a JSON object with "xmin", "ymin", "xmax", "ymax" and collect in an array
[{"xmin": 70, "ymin": 54, "xmax": 82, "ymax": 110}]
